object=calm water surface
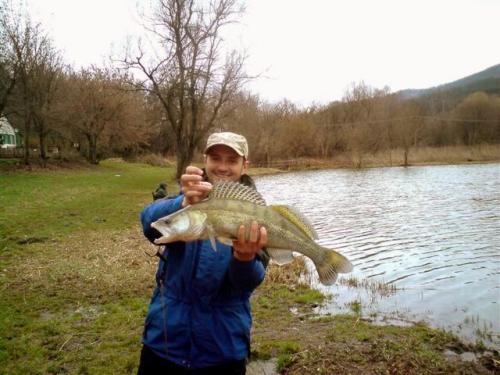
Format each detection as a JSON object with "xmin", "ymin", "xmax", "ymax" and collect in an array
[{"xmin": 255, "ymin": 163, "xmax": 500, "ymax": 347}]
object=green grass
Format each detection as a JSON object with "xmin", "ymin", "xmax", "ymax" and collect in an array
[
  {"xmin": 0, "ymin": 160, "xmax": 176, "ymax": 252},
  {"xmin": 0, "ymin": 160, "xmax": 175, "ymax": 374},
  {"xmin": 348, "ymin": 299, "xmax": 362, "ymax": 316},
  {"xmin": 0, "ymin": 158, "xmax": 20, "ymax": 167}
]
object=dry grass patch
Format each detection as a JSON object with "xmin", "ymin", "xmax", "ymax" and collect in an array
[
  {"xmin": 4, "ymin": 228, "xmax": 158, "ymax": 303},
  {"xmin": 0, "ymin": 228, "xmax": 160, "ymax": 374}
]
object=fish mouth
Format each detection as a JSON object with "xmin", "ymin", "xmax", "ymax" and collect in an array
[
  {"xmin": 151, "ymin": 221, "xmax": 175, "ymax": 239},
  {"xmin": 151, "ymin": 227, "xmax": 178, "ymax": 245},
  {"xmin": 150, "ymin": 208, "xmax": 207, "ymax": 244}
]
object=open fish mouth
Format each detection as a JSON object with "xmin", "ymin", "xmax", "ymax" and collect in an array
[
  {"xmin": 152, "ymin": 209, "xmax": 208, "ymax": 245},
  {"xmin": 151, "ymin": 224, "xmax": 174, "ymax": 244}
]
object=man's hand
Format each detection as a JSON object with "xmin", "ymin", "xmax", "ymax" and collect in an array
[
  {"xmin": 180, "ymin": 166, "xmax": 212, "ymax": 208},
  {"xmin": 233, "ymin": 221, "xmax": 268, "ymax": 262}
]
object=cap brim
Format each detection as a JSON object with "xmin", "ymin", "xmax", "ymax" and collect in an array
[{"xmin": 204, "ymin": 143, "xmax": 245, "ymax": 157}]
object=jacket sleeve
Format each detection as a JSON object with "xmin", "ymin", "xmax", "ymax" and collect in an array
[
  {"xmin": 140, "ymin": 195, "xmax": 184, "ymax": 243},
  {"xmin": 228, "ymin": 256, "xmax": 266, "ymax": 292}
]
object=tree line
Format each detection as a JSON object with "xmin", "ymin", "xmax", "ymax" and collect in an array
[
  {"xmin": 225, "ymin": 84, "xmax": 500, "ymax": 167},
  {"xmin": 1, "ymin": 0, "xmax": 246, "ymax": 177},
  {"xmin": 1, "ymin": 0, "xmax": 499, "ymax": 176},
  {"xmin": 0, "ymin": 2, "xmax": 149, "ymax": 165}
]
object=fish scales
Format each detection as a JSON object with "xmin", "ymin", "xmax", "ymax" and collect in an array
[{"xmin": 200, "ymin": 199, "xmax": 312, "ymax": 248}]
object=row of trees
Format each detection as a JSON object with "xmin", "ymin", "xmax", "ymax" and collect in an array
[
  {"xmin": 223, "ymin": 85, "xmax": 500, "ymax": 167},
  {"xmin": 0, "ymin": 2, "xmax": 150, "ymax": 164},
  {"xmin": 1, "ymin": 0, "xmax": 499, "ymax": 175}
]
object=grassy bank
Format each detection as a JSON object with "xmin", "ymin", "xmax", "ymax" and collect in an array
[
  {"xmin": 252, "ymin": 260, "xmax": 498, "ymax": 374},
  {"xmin": 0, "ymin": 161, "xmax": 498, "ymax": 374}
]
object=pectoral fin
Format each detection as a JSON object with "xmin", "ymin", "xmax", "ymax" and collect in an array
[
  {"xmin": 217, "ymin": 236, "xmax": 234, "ymax": 246},
  {"xmin": 267, "ymin": 248, "xmax": 294, "ymax": 265},
  {"xmin": 206, "ymin": 224, "xmax": 218, "ymax": 252}
]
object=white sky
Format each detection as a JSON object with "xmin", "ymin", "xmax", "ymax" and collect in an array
[{"xmin": 27, "ymin": 0, "xmax": 500, "ymax": 107}]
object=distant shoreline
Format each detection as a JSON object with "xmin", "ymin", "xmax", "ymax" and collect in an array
[
  {"xmin": 1, "ymin": 144, "xmax": 499, "ymax": 174},
  {"xmin": 249, "ymin": 144, "xmax": 500, "ymax": 176},
  {"xmin": 249, "ymin": 146, "xmax": 500, "ymax": 176}
]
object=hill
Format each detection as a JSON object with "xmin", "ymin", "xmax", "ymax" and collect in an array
[{"xmin": 398, "ymin": 63, "xmax": 500, "ymax": 100}]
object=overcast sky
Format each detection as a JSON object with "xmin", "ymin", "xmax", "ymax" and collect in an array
[{"xmin": 27, "ymin": 0, "xmax": 500, "ymax": 106}]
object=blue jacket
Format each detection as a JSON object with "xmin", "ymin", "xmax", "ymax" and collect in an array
[{"xmin": 140, "ymin": 194, "xmax": 266, "ymax": 369}]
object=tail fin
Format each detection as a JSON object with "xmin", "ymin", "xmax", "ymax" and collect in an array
[{"xmin": 315, "ymin": 247, "xmax": 353, "ymax": 285}]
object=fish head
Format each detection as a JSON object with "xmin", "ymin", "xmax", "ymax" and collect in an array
[{"xmin": 152, "ymin": 209, "xmax": 207, "ymax": 244}]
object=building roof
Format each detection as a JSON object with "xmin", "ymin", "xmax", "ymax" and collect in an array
[{"xmin": 0, "ymin": 117, "xmax": 16, "ymax": 135}]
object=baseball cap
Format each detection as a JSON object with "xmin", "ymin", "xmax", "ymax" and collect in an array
[{"xmin": 204, "ymin": 132, "xmax": 249, "ymax": 159}]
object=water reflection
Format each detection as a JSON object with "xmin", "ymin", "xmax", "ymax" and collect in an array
[{"xmin": 255, "ymin": 164, "xmax": 500, "ymax": 348}]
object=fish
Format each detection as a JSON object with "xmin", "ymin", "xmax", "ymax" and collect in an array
[{"xmin": 151, "ymin": 181, "xmax": 353, "ymax": 285}]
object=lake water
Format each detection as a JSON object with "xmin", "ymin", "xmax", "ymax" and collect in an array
[{"xmin": 255, "ymin": 163, "xmax": 500, "ymax": 348}]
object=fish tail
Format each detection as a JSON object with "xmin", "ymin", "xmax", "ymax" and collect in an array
[{"xmin": 315, "ymin": 246, "xmax": 353, "ymax": 285}]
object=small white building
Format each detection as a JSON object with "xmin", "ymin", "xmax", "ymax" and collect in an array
[{"xmin": 0, "ymin": 116, "xmax": 19, "ymax": 149}]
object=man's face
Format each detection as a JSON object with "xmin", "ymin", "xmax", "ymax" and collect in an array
[{"xmin": 204, "ymin": 145, "xmax": 248, "ymax": 183}]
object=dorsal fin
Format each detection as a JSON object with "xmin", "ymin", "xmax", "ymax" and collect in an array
[
  {"xmin": 209, "ymin": 181, "xmax": 266, "ymax": 206},
  {"xmin": 270, "ymin": 205, "xmax": 318, "ymax": 240}
]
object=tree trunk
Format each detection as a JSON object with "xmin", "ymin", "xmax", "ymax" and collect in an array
[
  {"xmin": 0, "ymin": 76, "xmax": 16, "ymax": 116},
  {"xmin": 175, "ymin": 141, "xmax": 195, "ymax": 180},
  {"xmin": 23, "ymin": 131, "xmax": 30, "ymax": 165},
  {"xmin": 23, "ymin": 112, "xmax": 31, "ymax": 166},
  {"xmin": 353, "ymin": 149, "xmax": 362, "ymax": 169},
  {"xmin": 39, "ymin": 132, "xmax": 47, "ymax": 167},
  {"xmin": 39, "ymin": 129, "xmax": 47, "ymax": 161},
  {"xmin": 87, "ymin": 134, "xmax": 99, "ymax": 164}
]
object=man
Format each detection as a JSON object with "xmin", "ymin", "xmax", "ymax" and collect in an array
[{"xmin": 139, "ymin": 132, "xmax": 268, "ymax": 374}]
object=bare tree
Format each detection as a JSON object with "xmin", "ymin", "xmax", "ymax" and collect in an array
[
  {"xmin": 142, "ymin": 95, "xmax": 177, "ymax": 156},
  {"xmin": 341, "ymin": 82, "xmax": 378, "ymax": 167},
  {"xmin": 0, "ymin": 63, "xmax": 15, "ymax": 115},
  {"xmin": 62, "ymin": 68, "xmax": 140, "ymax": 164},
  {"xmin": 454, "ymin": 92, "xmax": 495, "ymax": 146},
  {"xmin": 0, "ymin": 38, "xmax": 18, "ymax": 115},
  {"xmin": 218, "ymin": 92, "xmax": 263, "ymax": 160},
  {"xmin": 278, "ymin": 114, "xmax": 315, "ymax": 159},
  {"xmin": 1, "ymin": 2, "xmax": 57, "ymax": 164},
  {"xmin": 0, "ymin": 0, "xmax": 18, "ymax": 115},
  {"xmin": 121, "ymin": 0, "xmax": 247, "ymax": 179},
  {"xmin": 313, "ymin": 103, "xmax": 345, "ymax": 159},
  {"xmin": 342, "ymin": 81, "xmax": 375, "ymax": 124},
  {"xmin": 29, "ymin": 43, "xmax": 63, "ymax": 161},
  {"xmin": 393, "ymin": 100, "xmax": 424, "ymax": 166},
  {"xmin": 105, "ymin": 88, "xmax": 152, "ymax": 158},
  {"xmin": 491, "ymin": 96, "xmax": 500, "ymax": 143}
]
